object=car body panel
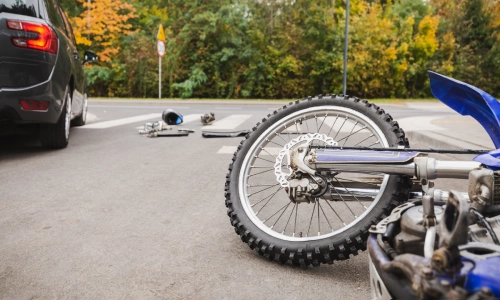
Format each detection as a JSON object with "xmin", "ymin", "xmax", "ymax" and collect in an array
[{"xmin": 0, "ymin": 0, "xmax": 88, "ymax": 126}]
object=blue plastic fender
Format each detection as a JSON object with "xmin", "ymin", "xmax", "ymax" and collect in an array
[
  {"xmin": 428, "ymin": 71, "xmax": 500, "ymax": 149},
  {"xmin": 428, "ymin": 71, "xmax": 500, "ymax": 169}
]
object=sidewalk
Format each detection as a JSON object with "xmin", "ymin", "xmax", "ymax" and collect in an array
[{"xmin": 393, "ymin": 102, "xmax": 495, "ymax": 158}]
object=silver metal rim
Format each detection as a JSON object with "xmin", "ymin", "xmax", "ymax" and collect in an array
[
  {"xmin": 238, "ymin": 106, "xmax": 390, "ymax": 242},
  {"xmin": 65, "ymin": 92, "xmax": 71, "ymax": 140}
]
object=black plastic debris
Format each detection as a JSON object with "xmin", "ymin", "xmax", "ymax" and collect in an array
[{"xmin": 202, "ymin": 129, "xmax": 251, "ymax": 138}]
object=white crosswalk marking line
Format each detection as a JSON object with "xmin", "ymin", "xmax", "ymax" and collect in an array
[
  {"xmin": 218, "ymin": 146, "xmax": 281, "ymax": 155},
  {"xmin": 83, "ymin": 113, "xmax": 161, "ymax": 129},
  {"xmin": 202, "ymin": 114, "xmax": 252, "ymax": 130},
  {"xmin": 182, "ymin": 114, "xmax": 203, "ymax": 124},
  {"xmin": 397, "ymin": 115, "xmax": 447, "ymax": 132},
  {"xmin": 84, "ymin": 114, "xmax": 201, "ymax": 129},
  {"xmin": 217, "ymin": 146, "xmax": 238, "ymax": 154}
]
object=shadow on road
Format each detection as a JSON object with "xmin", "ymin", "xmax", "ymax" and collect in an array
[{"xmin": 0, "ymin": 134, "xmax": 51, "ymax": 158}]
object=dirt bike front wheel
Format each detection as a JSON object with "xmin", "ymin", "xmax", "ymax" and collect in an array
[{"xmin": 225, "ymin": 95, "xmax": 412, "ymax": 266}]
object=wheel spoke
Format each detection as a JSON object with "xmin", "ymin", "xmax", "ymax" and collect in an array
[
  {"xmin": 247, "ymin": 168, "xmax": 274, "ymax": 178},
  {"xmin": 282, "ymin": 203, "xmax": 297, "ymax": 234},
  {"xmin": 317, "ymin": 198, "xmax": 321, "ymax": 236},
  {"xmin": 327, "ymin": 114, "xmax": 339, "ymax": 137},
  {"xmin": 294, "ymin": 203, "xmax": 299, "ymax": 237},
  {"xmin": 318, "ymin": 201, "xmax": 334, "ymax": 232},
  {"xmin": 333, "ymin": 116, "xmax": 348, "ymax": 140},
  {"xmin": 341, "ymin": 121, "xmax": 358, "ymax": 146},
  {"xmin": 255, "ymin": 187, "xmax": 283, "ymax": 213},
  {"xmin": 270, "ymin": 203, "xmax": 292, "ymax": 229},
  {"xmin": 332, "ymin": 177, "xmax": 368, "ymax": 209},
  {"xmin": 260, "ymin": 147, "xmax": 277, "ymax": 159},
  {"xmin": 262, "ymin": 203, "xmax": 290, "ymax": 223},
  {"xmin": 248, "ymin": 183, "xmax": 280, "ymax": 197},
  {"xmin": 255, "ymin": 156, "xmax": 276, "ymax": 164},
  {"xmin": 322, "ymin": 198, "xmax": 346, "ymax": 226},
  {"xmin": 265, "ymin": 138, "xmax": 284, "ymax": 148},
  {"xmin": 353, "ymin": 134, "xmax": 374, "ymax": 146},
  {"xmin": 275, "ymin": 130, "xmax": 288, "ymax": 144},
  {"xmin": 303, "ymin": 117, "xmax": 310, "ymax": 133},
  {"xmin": 330, "ymin": 182, "xmax": 358, "ymax": 218},
  {"xmin": 283, "ymin": 124, "xmax": 292, "ymax": 141},
  {"xmin": 251, "ymin": 187, "xmax": 283, "ymax": 208},
  {"xmin": 336, "ymin": 125, "xmax": 367, "ymax": 143},
  {"xmin": 306, "ymin": 201, "xmax": 317, "ymax": 237},
  {"xmin": 317, "ymin": 113, "xmax": 328, "ymax": 133}
]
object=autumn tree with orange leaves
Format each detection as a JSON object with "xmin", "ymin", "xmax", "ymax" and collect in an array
[
  {"xmin": 58, "ymin": 0, "xmax": 500, "ymax": 98},
  {"xmin": 70, "ymin": 0, "xmax": 137, "ymax": 62}
]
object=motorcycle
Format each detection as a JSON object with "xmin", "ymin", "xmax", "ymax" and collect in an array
[
  {"xmin": 224, "ymin": 70, "xmax": 500, "ymax": 274},
  {"xmin": 367, "ymin": 75, "xmax": 500, "ymax": 299}
]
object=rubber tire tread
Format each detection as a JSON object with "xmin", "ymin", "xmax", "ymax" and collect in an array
[
  {"xmin": 40, "ymin": 88, "xmax": 70, "ymax": 149},
  {"xmin": 225, "ymin": 95, "xmax": 412, "ymax": 267}
]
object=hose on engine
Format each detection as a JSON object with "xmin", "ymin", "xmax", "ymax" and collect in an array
[
  {"xmin": 470, "ymin": 208, "xmax": 500, "ymax": 245},
  {"xmin": 377, "ymin": 233, "xmax": 398, "ymax": 260}
]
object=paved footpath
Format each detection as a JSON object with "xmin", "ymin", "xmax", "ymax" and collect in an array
[{"xmin": 394, "ymin": 102, "xmax": 494, "ymax": 157}]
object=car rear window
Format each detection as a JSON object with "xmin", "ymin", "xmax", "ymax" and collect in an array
[{"xmin": 0, "ymin": 0, "xmax": 42, "ymax": 18}]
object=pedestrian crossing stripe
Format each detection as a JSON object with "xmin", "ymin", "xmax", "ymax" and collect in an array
[
  {"xmin": 202, "ymin": 114, "xmax": 252, "ymax": 130},
  {"xmin": 82, "ymin": 114, "xmax": 201, "ymax": 129},
  {"xmin": 217, "ymin": 146, "xmax": 281, "ymax": 155}
]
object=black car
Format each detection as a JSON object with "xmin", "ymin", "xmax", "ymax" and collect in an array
[{"xmin": 0, "ymin": 0, "xmax": 97, "ymax": 148}]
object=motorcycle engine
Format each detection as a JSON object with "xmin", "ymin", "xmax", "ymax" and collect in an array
[{"xmin": 369, "ymin": 165, "xmax": 500, "ymax": 300}]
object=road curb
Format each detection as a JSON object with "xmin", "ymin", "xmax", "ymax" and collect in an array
[
  {"xmin": 405, "ymin": 130, "xmax": 488, "ymax": 160},
  {"xmin": 88, "ymin": 98, "xmax": 290, "ymax": 106}
]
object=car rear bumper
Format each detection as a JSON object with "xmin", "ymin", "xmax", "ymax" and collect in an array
[{"xmin": 0, "ymin": 80, "xmax": 64, "ymax": 124}]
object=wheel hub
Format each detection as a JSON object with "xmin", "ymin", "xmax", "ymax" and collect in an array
[{"xmin": 274, "ymin": 133, "xmax": 337, "ymax": 203}]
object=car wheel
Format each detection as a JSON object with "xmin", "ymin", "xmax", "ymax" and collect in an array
[
  {"xmin": 40, "ymin": 86, "xmax": 71, "ymax": 149},
  {"xmin": 72, "ymin": 93, "xmax": 87, "ymax": 126}
]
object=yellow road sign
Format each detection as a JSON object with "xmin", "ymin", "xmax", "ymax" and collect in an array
[{"xmin": 157, "ymin": 24, "xmax": 165, "ymax": 41}]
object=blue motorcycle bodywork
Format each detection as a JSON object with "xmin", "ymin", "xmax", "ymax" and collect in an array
[{"xmin": 428, "ymin": 71, "xmax": 500, "ymax": 169}]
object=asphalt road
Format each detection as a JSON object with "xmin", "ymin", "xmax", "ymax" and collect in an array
[{"xmin": 0, "ymin": 101, "xmax": 465, "ymax": 299}]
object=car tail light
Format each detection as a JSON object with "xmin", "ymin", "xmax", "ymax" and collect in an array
[
  {"xmin": 6, "ymin": 20, "xmax": 58, "ymax": 54},
  {"xmin": 20, "ymin": 100, "xmax": 50, "ymax": 111}
]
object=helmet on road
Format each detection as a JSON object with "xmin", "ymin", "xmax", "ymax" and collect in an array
[{"xmin": 162, "ymin": 109, "xmax": 183, "ymax": 125}]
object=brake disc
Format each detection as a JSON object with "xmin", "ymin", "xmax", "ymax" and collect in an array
[{"xmin": 274, "ymin": 133, "xmax": 337, "ymax": 188}]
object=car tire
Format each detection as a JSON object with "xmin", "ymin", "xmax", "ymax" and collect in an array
[
  {"xmin": 40, "ymin": 86, "xmax": 71, "ymax": 149},
  {"xmin": 72, "ymin": 93, "xmax": 87, "ymax": 126}
]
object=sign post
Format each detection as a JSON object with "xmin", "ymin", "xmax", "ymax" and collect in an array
[{"xmin": 157, "ymin": 25, "xmax": 166, "ymax": 99}]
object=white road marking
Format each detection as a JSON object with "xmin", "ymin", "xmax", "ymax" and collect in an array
[
  {"xmin": 217, "ymin": 146, "xmax": 238, "ymax": 154},
  {"xmin": 397, "ymin": 115, "xmax": 447, "ymax": 132},
  {"xmin": 89, "ymin": 105, "xmax": 191, "ymax": 109},
  {"xmin": 84, "ymin": 114, "xmax": 201, "ymax": 129},
  {"xmin": 83, "ymin": 113, "xmax": 161, "ymax": 129},
  {"xmin": 202, "ymin": 114, "xmax": 252, "ymax": 130},
  {"xmin": 181, "ymin": 114, "xmax": 203, "ymax": 124},
  {"xmin": 218, "ymin": 146, "xmax": 281, "ymax": 155},
  {"xmin": 86, "ymin": 112, "xmax": 98, "ymax": 123},
  {"xmin": 405, "ymin": 103, "xmax": 455, "ymax": 113}
]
